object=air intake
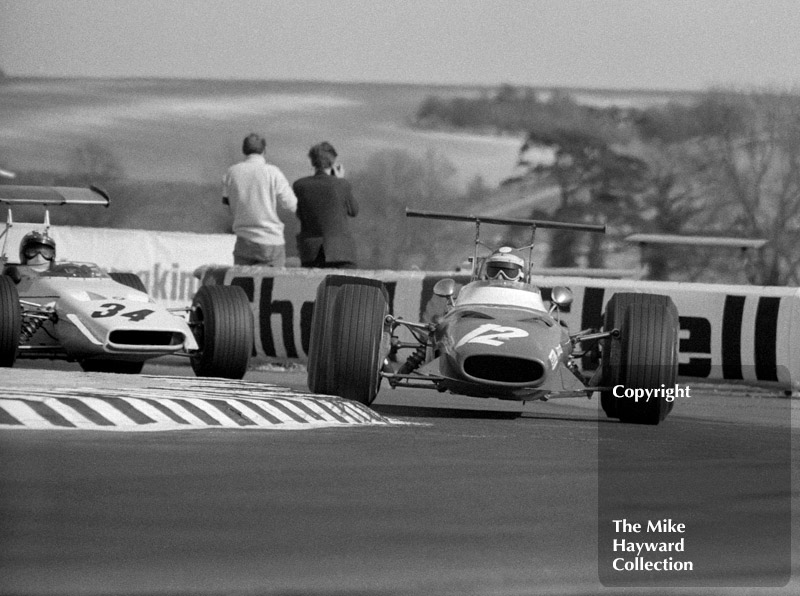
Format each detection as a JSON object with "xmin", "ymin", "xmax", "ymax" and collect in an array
[
  {"xmin": 108, "ymin": 330, "xmax": 183, "ymax": 346},
  {"xmin": 463, "ymin": 355, "xmax": 545, "ymax": 384}
]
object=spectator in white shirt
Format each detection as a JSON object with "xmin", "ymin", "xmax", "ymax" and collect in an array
[{"xmin": 223, "ymin": 133, "xmax": 298, "ymax": 266}]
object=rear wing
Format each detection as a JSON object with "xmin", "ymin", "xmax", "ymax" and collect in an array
[
  {"xmin": 1, "ymin": 184, "xmax": 110, "ymax": 263},
  {"xmin": 406, "ymin": 208, "xmax": 605, "ymax": 233},
  {"xmin": 406, "ymin": 208, "xmax": 605, "ymax": 280},
  {"xmin": 0, "ymin": 184, "xmax": 110, "ymax": 206}
]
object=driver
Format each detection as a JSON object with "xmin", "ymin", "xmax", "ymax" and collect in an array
[
  {"xmin": 484, "ymin": 247, "xmax": 526, "ymax": 282},
  {"xmin": 19, "ymin": 231, "xmax": 56, "ymax": 273}
]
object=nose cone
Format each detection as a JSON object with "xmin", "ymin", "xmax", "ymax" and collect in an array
[{"xmin": 443, "ymin": 315, "xmax": 562, "ymax": 388}]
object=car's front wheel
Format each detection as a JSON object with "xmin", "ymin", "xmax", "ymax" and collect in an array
[
  {"xmin": 600, "ymin": 292, "xmax": 679, "ymax": 425},
  {"xmin": 308, "ymin": 276, "xmax": 389, "ymax": 405},
  {"xmin": 307, "ymin": 275, "xmax": 348, "ymax": 395},
  {"xmin": 0, "ymin": 275, "xmax": 21, "ymax": 367},
  {"xmin": 329, "ymin": 281, "xmax": 389, "ymax": 405},
  {"xmin": 190, "ymin": 285, "xmax": 254, "ymax": 379}
]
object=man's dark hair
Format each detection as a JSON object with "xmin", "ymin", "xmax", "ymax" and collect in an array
[
  {"xmin": 242, "ymin": 133, "xmax": 266, "ymax": 155},
  {"xmin": 308, "ymin": 141, "xmax": 337, "ymax": 170}
]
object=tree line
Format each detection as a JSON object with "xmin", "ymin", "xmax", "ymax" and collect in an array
[{"xmin": 413, "ymin": 84, "xmax": 800, "ymax": 285}]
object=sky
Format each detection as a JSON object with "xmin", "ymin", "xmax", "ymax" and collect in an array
[{"xmin": 1, "ymin": 0, "xmax": 799, "ymax": 91}]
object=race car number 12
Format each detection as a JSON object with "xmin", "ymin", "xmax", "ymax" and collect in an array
[
  {"xmin": 91, "ymin": 302, "xmax": 154, "ymax": 322},
  {"xmin": 456, "ymin": 323, "xmax": 529, "ymax": 347}
]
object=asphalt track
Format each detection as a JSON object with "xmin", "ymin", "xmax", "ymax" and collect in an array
[{"xmin": 1, "ymin": 360, "xmax": 798, "ymax": 596}]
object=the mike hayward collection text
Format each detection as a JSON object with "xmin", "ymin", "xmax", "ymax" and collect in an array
[{"xmin": 611, "ymin": 518, "xmax": 694, "ymax": 572}]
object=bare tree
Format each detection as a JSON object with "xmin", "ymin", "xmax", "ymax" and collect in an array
[
  {"xmin": 628, "ymin": 143, "xmax": 712, "ymax": 280},
  {"xmin": 349, "ymin": 149, "xmax": 461, "ymax": 270},
  {"xmin": 521, "ymin": 129, "xmax": 648, "ymax": 268},
  {"xmin": 693, "ymin": 91, "xmax": 800, "ymax": 285}
]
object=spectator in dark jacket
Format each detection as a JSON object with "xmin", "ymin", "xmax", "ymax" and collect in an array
[{"xmin": 293, "ymin": 142, "xmax": 359, "ymax": 268}]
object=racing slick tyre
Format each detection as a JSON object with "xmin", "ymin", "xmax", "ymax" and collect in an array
[
  {"xmin": 80, "ymin": 359, "xmax": 145, "ymax": 374},
  {"xmin": 327, "ymin": 279, "xmax": 389, "ymax": 405},
  {"xmin": 0, "ymin": 275, "xmax": 22, "ymax": 367},
  {"xmin": 600, "ymin": 292, "xmax": 679, "ymax": 425},
  {"xmin": 307, "ymin": 275, "xmax": 351, "ymax": 395},
  {"xmin": 190, "ymin": 284, "xmax": 254, "ymax": 379},
  {"xmin": 109, "ymin": 272, "xmax": 147, "ymax": 293}
]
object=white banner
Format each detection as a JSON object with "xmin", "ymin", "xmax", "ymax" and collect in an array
[{"xmin": 1, "ymin": 223, "xmax": 234, "ymax": 308}]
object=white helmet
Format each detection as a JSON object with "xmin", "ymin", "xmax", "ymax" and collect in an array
[{"xmin": 484, "ymin": 247, "xmax": 525, "ymax": 282}]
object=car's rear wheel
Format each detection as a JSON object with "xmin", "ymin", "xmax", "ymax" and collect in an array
[
  {"xmin": 190, "ymin": 285, "xmax": 253, "ymax": 379},
  {"xmin": 80, "ymin": 359, "xmax": 145, "ymax": 374},
  {"xmin": 328, "ymin": 280, "xmax": 389, "ymax": 405},
  {"xmin": 109, "ymin": 272, "xmax": 147, "ymax": 293},
  {"xmin": 0, "ymin": 275, "xmax": 22, "ymax": 367},
  {"xmin": 600, "ymin": 292, "xmax": 679, "ymax": 424}
]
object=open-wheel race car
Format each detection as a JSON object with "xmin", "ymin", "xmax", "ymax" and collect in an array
[
  {"xmin": 307, "ymin": 209, "xmax": 680, "ymax": 424},
  {"xmin": 0, "ymin": 185, "xmax": 253, "ymax": 377}
]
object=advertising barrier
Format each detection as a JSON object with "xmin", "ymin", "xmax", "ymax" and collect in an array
[{"xmin": 199, "ymin": 266, "xmax": 800, "ymax": 391}]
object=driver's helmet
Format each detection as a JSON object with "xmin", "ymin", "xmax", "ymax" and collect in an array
[
  {"xmin": 20, "ymin": 231, "xmax": 56, "ymax": 272},
  {"xmin": 484, "ymin": 247, "xmax": 525, "ymax": 282}
]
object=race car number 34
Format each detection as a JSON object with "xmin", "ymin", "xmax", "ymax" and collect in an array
[{"xmin": 91, "ymin": 303, "xmax": 155, "ymax": 322}]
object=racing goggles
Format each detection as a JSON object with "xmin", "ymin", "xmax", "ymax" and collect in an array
[
  {"xmin": 24, "ymin": 245, "xmax": 56, "ymax": 261},
  {"xmin": 486, "ymin": 263, "xmax": 523, "ymax": 280}
]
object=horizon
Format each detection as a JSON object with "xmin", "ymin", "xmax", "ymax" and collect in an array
[{"xmin": 0, "ymin": 73, "xmax": 711, "ymax": 98}]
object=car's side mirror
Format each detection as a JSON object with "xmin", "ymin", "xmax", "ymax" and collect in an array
[
  {"xmin": 433, "ymin": 278, "xmax": 457, "ymax": 308},
  {"xmin": 433, "ymin": 278, "xmax": 456, "ymax": 298},
  {"xmin": 550, "ymin": 286, "xmax": 573, "ymax": 311}
]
